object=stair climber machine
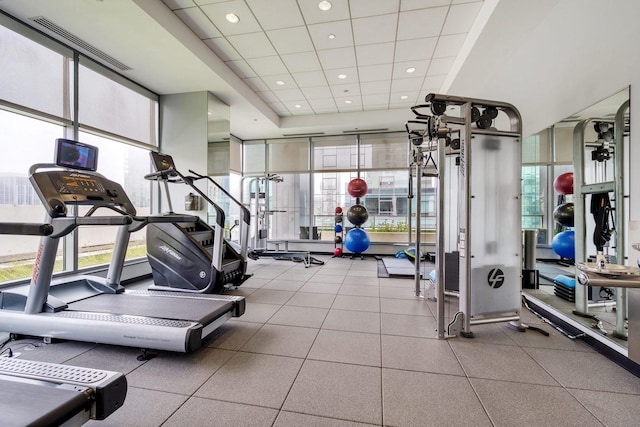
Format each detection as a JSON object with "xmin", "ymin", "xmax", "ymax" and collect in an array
[
  {"xmin": 0, "ymin": 138, "xmax": 245, "ymax": 356},
  {"xmin": 144, "ymin": 152, "xmax": 251, "ymax": 294},
  {"xmin": 0, "ymin": 221, "xmax": 127, "ymax": 426}
]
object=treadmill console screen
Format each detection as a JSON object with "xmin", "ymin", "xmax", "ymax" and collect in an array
[
  {"xmin": 55, "ymin": 139, "xmax": 99, "ymax": 172},
  {"xmin": 150, "ymin": 152, "xmax": 176, "ymax": 174}
]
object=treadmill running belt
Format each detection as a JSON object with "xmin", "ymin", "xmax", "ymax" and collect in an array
[
  {"xmin": 67, "ymin": 294, "xmax": 231, "ymax": 325},
  {"xmin": 1, "ymin": 379, "xmax": 91, "ymax": 427}
]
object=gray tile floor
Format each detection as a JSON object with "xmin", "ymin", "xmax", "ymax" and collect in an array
[{"xmin": 10, "ymin": 256, "xmax": 640, "ymax": 426}]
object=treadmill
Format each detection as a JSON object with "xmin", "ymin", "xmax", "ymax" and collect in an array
[
  {"xmin": 0, "ymin": 138, "xmax": 245, "ymax": 353},
  {"xmin": 0, "ymin": 221, "xmax": 127, "ymax": 426}
]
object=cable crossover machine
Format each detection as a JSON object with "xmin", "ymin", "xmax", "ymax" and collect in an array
[{"xmin": 407, "ymin": 93, "xmax": 527, "ymax": 339}]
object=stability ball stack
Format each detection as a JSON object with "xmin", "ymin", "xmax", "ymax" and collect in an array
[
  {"xmin": 344, "ymin": 178, "xmax": 370, "ymax": 257},
  {"xmin": 552, "ymin": 172, "xmax": 575, "ymax": 259},
  {"xmin": 333, "ymin": 207, "xmax": 344, "ymax": 257}
]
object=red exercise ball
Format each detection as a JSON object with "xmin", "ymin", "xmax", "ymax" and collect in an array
[
  {"xmin": 333, "ymin": 247, "xmax": 343, "ymax": 257},
  {"xmin": 347, "ymin": 178, "xmax": 368, "ymax": 198},
  {"xmin": 554, "ymin": 172, "xmax": 574, "ymax": 195},
  {"xmin": 335, "ymin": 206, "xmax": 343, "ymax": 213}
]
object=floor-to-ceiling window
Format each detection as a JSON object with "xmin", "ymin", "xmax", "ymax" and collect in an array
[{"xmin": 0, "ymin": 15, "xmax": 157, "ymax": 284}]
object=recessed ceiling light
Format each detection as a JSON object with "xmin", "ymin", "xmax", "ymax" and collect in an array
[
  {"xmin": 294, "ymin": 104, "xmax": 302, "ymax": 108},
  {"xmin": 338, "ymin": 74, "xmax": 347, "ymax": 79},
  {"xmin": 328, "ymin": 34, "xmax": 336, "ymax": 39},
  {"xmin": 318, "ymin": 1, "xmax": 332, "ymax": 11},
  {"xmin": 405, "ymin": 67, "xmax": 416, "ymax": 73},
  {"xmin": 344, "ymin": 100, "xmax": 352, "ymax": 104},
  {"xmin": 225, "ymin": 13, "xmax": 240, "ymax": 23},
  {"xmin": 276, "ymin": 80, "xmax": 285, "ymax": 86},
  {"xmin": 400, "ymin": 95, "xmax": 408, "ymax": 100}
]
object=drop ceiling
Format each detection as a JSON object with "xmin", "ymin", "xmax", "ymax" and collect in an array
[{"xmin": 0, "ymin": 0, "xmax": 494, "ymax": 139}]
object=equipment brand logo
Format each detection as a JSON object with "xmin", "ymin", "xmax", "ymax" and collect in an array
[
  {"xmin": 487, "ymin": 268, "xmax": 505, "ymax": 288},
  {"xmin": 159, "ymin": 245, "xmax": 182, "ymax": 261}
]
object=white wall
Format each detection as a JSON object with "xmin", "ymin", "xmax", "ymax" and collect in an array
[
  {"xmin": 450, "ymin": 0, "xmax": 640, "ymax": 218},
  {"xmin": 158, "ymin": 91, "xmax": 209, "ymax": 219}
]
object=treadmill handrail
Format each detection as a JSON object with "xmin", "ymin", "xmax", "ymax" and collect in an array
[
  {"xmin": 127, "ymin": 213, "xmax": 201, "ymax": 233},
  {"xmin": 0, "ymin": 222, "xmax": 53, "ymax": 236},
  {"xmin": 187, "ymin": 170, "xmax": 251, "ymax": 260}
]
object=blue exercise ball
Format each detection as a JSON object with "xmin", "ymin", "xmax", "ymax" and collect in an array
[
  {"xmin": 344, "ymin": 228, "xmax": 370, "ymax": 254},
  {"xmin": 552, "ymin": 230, "xmax": 575, "ymax": 259},
  {"xmin": 334, "ymin": 224, "xmax": 343, "ymax": 233}
]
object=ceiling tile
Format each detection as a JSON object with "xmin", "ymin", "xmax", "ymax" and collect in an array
[
  {"xmin": 163, "ymin": 0, "xmax": 196, "ymax": 10},
  {"xmin": 397, "ymin": 6, "xmax": 448, "ymax": 40},
  {"xmin": 301, "ymin": 85, "xmax": 333, "ymax": 99},
  {"xmin": 392, "ymin": 60, "xmax": 430, "ymax": 79},
  {"xmin": 349, "ymin": 0, "xmax": 400, "ymax": 18},
  {"xmin": 434, "ymin": 33, "xmax": 466, "ymax": 58},
  {"xmin": 325, "ymin": 67, "xmax": 358, "ymax": 85},
  {"xmin": 361, "ymin": 81, "xmax": 391, "ymax": 95},
  {"xmin": 246, "ymin": 56, "xmax": 288, "ymax": 75},
  {"xmin": 272, "ymin": 88, "xmax": 305, "ymax": 101},
  {"xmin": 200, "ymin": 1, "xmax": 262, "ymax": 35},
  {"xmin": 246, "ymin": 0, "xmax": 305, "ymax": 30},
  {"xmin": 227, "ymin": 32, "xmax": 277, "ymax": 58},
  {"xmin": 330, "ymin": 83, "xmax": 361, "ymax": 97},
  {"xmin": 293, "ymin": 70, "xmax": 328, "ymax": 87},
  {"xmin": 336, "ymin": 98, "xmax": 363, "ymax": 112},
  {"xmin": 362, "ymin": 94, "xmax": 389, "ymax": 107},
  {"xmin": 262, "ymin": 74, "xmax": 298, "ymax": 90},
  {"xmin": 287, "ymin": 102, "xmax": 315, "ymax": 114},
  {"xmin": 243, "ymin": 77, "xmax": 270, "ymax": 92},
  {"xmin": 389, "ymin": 98, "xmax": 416, "ymax": 109},
  {"xmin": 174, "ymin": 7, "xmax": 221, "ymax": 39},
  {"xmin": 297, "ymin": 0, "xmax": 351, "ymax": 25},
  {"xmin": 307, "ymin": 21, "xmax": 353, "ymax": 50},
  {"xmin": 358, "ymin": 64, "xmax": 393, "ymax": 82},
  {"xmin": 390, "ymin": 77, "xmax": 425, "ymax": 92},
  {"xmin": 422, "ymin": 74, "xmax": 446, "ymax": 90},
  {"xmin": 394, "ymin": 37, "xmax": 438, "ymax": 62},
  {"xmin": 266, "ymin": 26, "xmax": 314, "ymax": 54},
  {"xmin": 204, "ymin": 37, "xmax": 241, "ymax": 61},
  {"xmin": 194, "ymin": 0, "xmax": 231, "ymax": 4},
  {"xmin": 400, "ymin": 0, "xmax": 451, "ymax": 11},
  {"xmin": 267, "ymin": 101, "xmax": 291, "ymax": 116},
  {"xmin": 308, "ymin": 98, "xmax": 338, "ymax": 110},
  {"xmin": 257, "ymin": 91, "xmax": 282, "ymax": 103},
  {"xmin": 225, "ymin": 59, "xmax": 257, "ymax": 78},
  {"xmin": 281, "ymin": 52, "xmax": 322, "ymax": 73},
  {"xmin": 317, "ymin": 47, "xmax": 356, "ymax": 69},
  {"xmin": 442, "ymin": 2, "xmax": 483, "ymax": 35},
  {"xmin": 427, "ymin": 56, "xmax": 455, "ymax": 75},
  {"xmin": 352, "ymin": 14, "xmax": 398, "ymax": 45},
  {"xmin": 356, "ymin": 42, "xmax": 395, "ymax": 66},
  {"xmin": 386, "ymin": 92, "xmax": 414, "ymax": 104}
]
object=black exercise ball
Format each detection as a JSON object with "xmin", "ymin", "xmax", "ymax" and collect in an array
[
  {"xmin": 346, "ymin": 204, "xmax": 369, "ymax": 226},
  {"xmin": 553, "ymin": 202, "xmax": 574, "ymax": 227}
]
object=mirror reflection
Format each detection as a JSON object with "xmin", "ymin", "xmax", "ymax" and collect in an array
[{"xmin": 522, "ymin": 87, "xmax": 631, "ymax": 352}]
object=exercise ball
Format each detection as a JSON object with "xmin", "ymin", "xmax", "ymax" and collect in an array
[
  {"xmin": 344, "ymin": 228, "xmax": 370, "ymax": 254},
  {"xmin": 346, "ymin": 204, "xmax": 369, "ymax": 226},
  {"xmin": 334, "ymin": 235, "xmax": 343, "ymax": 244},
  {"xmin": 552, "ymin": 230, "xmax": 575, "ymax": 259},
  {"xmin": 335, "ymin": 206, "xmax": 343, "ymax": 214},
  {"xmin": 347, "ymin": 178, "xmax": 368, "ymax": 198},
  {"xmin": 553, "ymin": 202, "xmax": 574, "ymax": 227},
  {"xmin": 333, "ymin": 247, "xmax": 343, "ymax": 257},
  {"xmin": 553, "ymin": 172, "xmax": 574, "ymax": 195},
  {"xmin": 335, "ymin": 215, "xmax": 343, "ymax": 224},
  {"xmin": 334, "ymin": 224, "xmax": 343, "ymax": 233}
]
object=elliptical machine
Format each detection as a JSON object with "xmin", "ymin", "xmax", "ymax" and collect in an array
[{"xmin": 144, "ymin": 152, "xmax": 251, "ymax": 294}]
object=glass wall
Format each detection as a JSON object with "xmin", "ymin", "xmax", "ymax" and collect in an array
[{"xmin": 0, "ymin": 16, "xmax": 158, "ymax": 284}]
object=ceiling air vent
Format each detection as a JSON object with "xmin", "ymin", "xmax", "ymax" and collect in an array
[
  {"xmin": 343, "ymin": 128, "xmax": 389, "ymax": 134},
  {"xmin": 30, "ymin": 16, "xmax": 132, "ymax": 71}
]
